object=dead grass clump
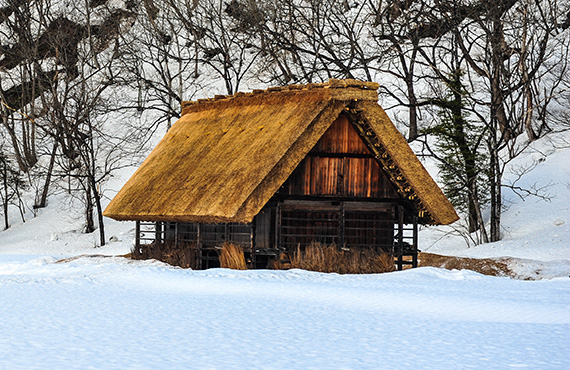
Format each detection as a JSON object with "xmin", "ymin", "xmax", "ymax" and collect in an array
[
  {"xmin": 270, "ymin": 252, "xmax": 292, "ymax": 270},
  {"xmin": 289, "ymin": 242, "xmax": 395, "ymax": 274},
  {"xmin": 131, "ymin": 241, "xmax": 198, "ymax": 269},
  {"xmin": 419, "ymin": 252, "xmax": 513, "ymax": 277},
  {"xmin": 347, "ymin": 248, "xmax": 396, "ymax": 274},
  {"xmin": 219, "ymin": 242, "xmax": 247, "ymax": 270}
]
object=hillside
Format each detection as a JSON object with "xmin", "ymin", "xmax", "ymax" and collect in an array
[{"xmin": 1, "ymin": 122, "xmax": 569, "ymax": 279}]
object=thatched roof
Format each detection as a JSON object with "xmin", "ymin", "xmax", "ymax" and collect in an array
[{"xmin": 104, "ymin": 79, "xmax": 458, "ymax": 225}]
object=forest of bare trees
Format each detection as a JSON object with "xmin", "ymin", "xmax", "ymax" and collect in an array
[{"xmin": 1, "ymin": 0, "xmax": 569, "ymax": 246}]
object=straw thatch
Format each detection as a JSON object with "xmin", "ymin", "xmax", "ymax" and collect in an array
[{"xmin": 104, "ymin": 79, "xmax": 458, "ymax": 225}]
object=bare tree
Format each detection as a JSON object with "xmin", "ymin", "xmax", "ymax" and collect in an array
[
  {"xmin": 232, "ymin": 0, "xmax": 376, "ymax": 85},
  {"xmin": 368, "ymin": 0, "xmax": 439, "ymax": 141},
  {"xmin": 0, "ymin": 0, "xmax": 47, "ymax": 173},
  {"xmin": 1, "ymin": 0, "xmax": 143, "ymax": 244},
  {"xmin": 450, "ymin": 0, "xmax": 569, "ymax": 241},
  {"xmin": 120, "ymin": 0, "xmax": 198, "ymax": 130},
  {"xmin": 368, "ymin": 0, "xmax": 570, "ymax": 242},
  {"xmin": 183, "ymin": 0, "xmax": 262, "ymax": 94},
  {"xmin": 0, "ymin": 144, "xmax": 26, "ymax": 230}
]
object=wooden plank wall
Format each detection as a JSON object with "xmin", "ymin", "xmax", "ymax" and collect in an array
[{"xmin": 281, "ymin": 114, "xmax": 398, "ymax": 198}]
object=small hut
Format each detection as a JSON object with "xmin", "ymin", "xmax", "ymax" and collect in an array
[{"xmin": 104, "ymin": 79, "xmax": 458, "ymax": 270}]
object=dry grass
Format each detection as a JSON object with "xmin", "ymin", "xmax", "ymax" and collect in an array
[
  {"xmin": 419, "ymin": 252, "xmax": 513, "ymax": 277},
  {"xmin": 288, "ymin": 242, "xmax": 395, "ymax": 274},
  {"xmin": 219, "ymin": 242, "xmax": 247, "ymax": 270},
  {"xmin": 131, "ymin": 241, "xmax": 198, "ymax": 269}
]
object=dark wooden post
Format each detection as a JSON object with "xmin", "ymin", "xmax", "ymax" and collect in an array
[
  {"xmin": 135, "ymin": 221, "xmax": 140, "ymax": 249},
  {"xmin": 197, "ymin": 224, "xmax": 202, "ymax": 269},
  {"xmin": 155, "ymin": 221, "xmax": 162, "ymax": 244},
  {"xmin": 275, "ymin": 203, "xmax": 282, "ymax": 250},
  {"xmin": 397, "ymin": 206, "xmax": 404, "ymax": 271},
  {"xmin": 412, "ymin": 215, "xmax": 418, "ymax": 268},
  {"xmin": 339, "ymin": 201, "xmax": 345, "ymax": 249},
  {"xmin": 197, "ymin": 224, "xmax": 202, "ymax": 248},
  {"xmin": 174, "ymin": 222, "xmax": 179, "ymax": 248},
  {"xmin": 249, "ymin": 223, "xmax": 255, "ymax": 269}
]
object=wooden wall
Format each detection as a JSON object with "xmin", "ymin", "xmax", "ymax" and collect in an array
[{"xmin": 280, "ymin": 114, "xmax": 398, "ymax": 198}]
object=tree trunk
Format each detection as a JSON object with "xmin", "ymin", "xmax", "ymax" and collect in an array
[
  {"xmin": 17, "ymin": 186, "xmax": 25, "ymax": 223},
  {"xmin": 472, "ymin": 192, "xmax": 489, "ymax": 244},
  {"xmin": 36, "ymin": 141, "xmax": 58, "ymax": 208},
  {"xmin": 487, "ymin": 15, "xmax": 507, "ymax": 242},
  {"xmin": 2, "ymin": 201, "xmax": 7, "ymax": 231},
  {"xmin": 85, "ymin": 183, "xmax": 95, "ymax": 234},
  {"xmin": 2, "ymin": 171, "xmax": 8, "ymax": 230},
  {"xmin": 450, "ymin": 95, "xmax": 478, "ymax": 233},
  {"xmin": 1, "ymin": 115, "xmax": 30, "ymax": 172},
  {"xmin": 90, "ymin": 174, "xmax": 106, "ymax": 247},
  {"xmin": 407, "ymin": 80, "xmax": 419, "ymax": 142},
  {"xmin": 524, "ymin": 87, "xmax": 537, "ymax": 141},
  {"xmin": 404, "ymin": 48, "xmax": 419, "ymax": 142},
  {"xmin": 488, "ymin": 135, "xmax": 501, "ymax": 242},
  {"xmin": 447, "ymin": 77, "xmax": 482, "ymax": 235}
]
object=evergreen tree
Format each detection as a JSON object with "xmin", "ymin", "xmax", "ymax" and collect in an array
[{"xmin": 424, "ymin": 69, "xmax": 488, "ymax": 243}]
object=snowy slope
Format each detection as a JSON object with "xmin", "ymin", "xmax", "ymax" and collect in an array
[
  {"xmin": 422, "ymin": 135, "xmax": 570, "ymax": 262},
  {"xmin": 1, "ymin": 254, "xmax": 569, "ymax": 370},
  {"xmin": 0, "ymin": 191, "xmax": 134, "ymax": 257}
]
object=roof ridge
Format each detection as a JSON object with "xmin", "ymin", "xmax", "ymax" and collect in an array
[{"xmin": 181, "ymin": 79, "xmax": 379, "ymax": 113}]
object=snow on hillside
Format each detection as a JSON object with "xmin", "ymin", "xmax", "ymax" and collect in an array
[{"xmin": 417, "ymin": 132, "xmax": 570, "ymax": 278}]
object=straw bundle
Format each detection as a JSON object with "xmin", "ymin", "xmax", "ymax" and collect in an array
[{"xmin": 219, "ymin": 242, "xmax": 247, "ymax": 270}]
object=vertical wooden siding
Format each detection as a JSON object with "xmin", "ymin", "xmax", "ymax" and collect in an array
[{"xmin": 281, "ymin": 115, "xmax": 398, "ymax": 198}]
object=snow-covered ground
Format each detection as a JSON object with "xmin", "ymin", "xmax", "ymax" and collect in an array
[
  {"xmin": 1, "ymin": 123, "xmax": 569, "ymax": 369},
  {"xmin": 1, "ymin": 254, "xmax": 569, "ymax": 370}
]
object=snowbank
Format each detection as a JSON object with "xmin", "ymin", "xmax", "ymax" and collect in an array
[{"xmin": 1, "ymin": 255, "xmax": 569, "ymax": 370}]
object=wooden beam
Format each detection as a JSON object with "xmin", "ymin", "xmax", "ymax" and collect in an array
[
  {"xmin": 276, "ymin": 202, "xmax": 282, "ymax": 250},
  {"xmin": 135, "ymin": 221, "xmax": 140, "ymax": 249},
  {"xmin": 249, "ymin": 223, "xmax": 255, "ymax": 269},
  {"xmin": 174, "ymin": 222, "xmax": 179, "ymax": 248},
  {"xmin": 197, "ymin": 224, "xmax": 202, "ymax": 269},
  {"xmin": 339, "ymin": 201, "xmax": 345, "ymax": 248},
  {"xmin": 307, "ymin": 152, "xmax": 375, "ymax": 159},
  {"xmin": 412, "ymin": 215, "xmax": 418, "ymax": 268},
  {"xmin": 397, "ymin": 206, "xmax": 404, "ymax": 271},
  {"xmin": 155, "ymin": 221, "xmax": 162, "ymax": 243}
]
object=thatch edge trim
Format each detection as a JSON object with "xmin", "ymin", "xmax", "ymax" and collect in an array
[
  {"xmin": 181, "ymin": 81, "xmax": 379, "ymax": 116},
  {"xmin": 361, "ymin": 102, "xmax": 459, "ymax": 225}
]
